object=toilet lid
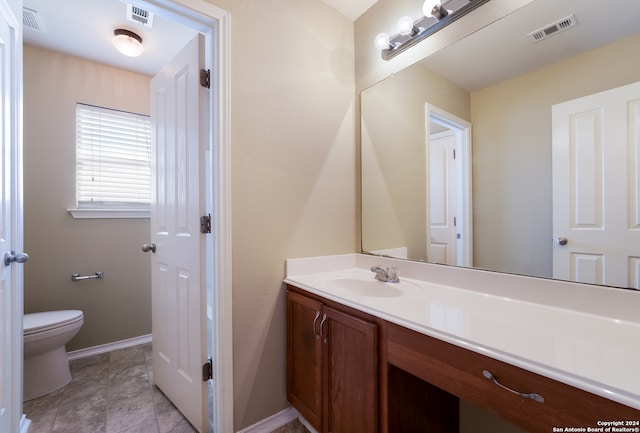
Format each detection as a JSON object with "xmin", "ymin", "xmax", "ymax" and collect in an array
[{"xmin": 24, "ymin": 310, "xmax": 83, "ymax": 335}]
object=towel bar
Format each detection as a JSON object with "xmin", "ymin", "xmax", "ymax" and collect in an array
[{"xmin": 71, "ymin": 272, "xmax": 104, "ymax": 281}]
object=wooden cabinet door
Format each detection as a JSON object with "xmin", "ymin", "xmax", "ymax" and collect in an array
[
  {"xmin": 324, "ymin": 306, "xmax": 378, "ymax": 433},
  {"xmin": 287, "ymin": 291, "xmax": 324, "ymax": 431}
]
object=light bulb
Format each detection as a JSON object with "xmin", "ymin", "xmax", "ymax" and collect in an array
[
  {"xmin": 424, "ymin": 0, "xmax": 450, "ymax": 19},
  {"xmin": 374, "ymin": 33, "xmax": 392, "ymax": 50},
  {"xmin": 112, "ymin": 29, "xmax": 144, "ymax": 57},
  {"xmin": 423, "ymin": 0, "xmax": 434, "ymax": 17},
  {"xmin": 398, "ymin": 16, "xmax": 417, "ymax": 36}
]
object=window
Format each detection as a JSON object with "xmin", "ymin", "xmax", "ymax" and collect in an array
[{"xmin": 71, "ymin": 103, "xmax": 151, "ymax": 218}]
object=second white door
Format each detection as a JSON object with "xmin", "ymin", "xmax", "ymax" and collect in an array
[{"xmin": 428, "ymin": 130, "xmax": 458, "ymax": 265}]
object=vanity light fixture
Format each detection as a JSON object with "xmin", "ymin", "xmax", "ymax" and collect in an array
[
  {"xmin": 426, "ymin": 0, "xmax": 450, "ymax": 20},
  {"xmin": 398, "ymin": 16, "xmax": 419, "ymax": 37},
  {"xmin": 375, "ymin": 0, "xmax": 491, "ymax": 61},
  {"xmin": 112, "ymin": 28, "xmax": 144, "ymax": 57},
  {"xmin": 374, "ymin": 32, "xmax": 395, "ymax": 51}
]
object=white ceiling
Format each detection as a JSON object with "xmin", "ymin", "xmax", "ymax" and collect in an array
[
  {"xmin": 22, "ymin": 0, "xmax": 378, "ymax": 77},
  {"xmin": 318, "ymin": 0, "xmax": 379, "ymax": 21},
  {"xmin": 23, "ymin": 0, "xmax": 198, "ymax": 76}
]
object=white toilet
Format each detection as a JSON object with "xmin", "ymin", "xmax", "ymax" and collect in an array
[{"xmin": 23, "ymin": 310, "xmax": 84, "ymax": 401}]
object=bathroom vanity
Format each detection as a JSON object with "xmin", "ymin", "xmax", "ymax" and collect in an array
[{"xmin": 285, "ymin": 254, "xmax": 640, "ymax": 433}]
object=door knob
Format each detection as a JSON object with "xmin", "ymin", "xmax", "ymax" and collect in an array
[
  {"xmin": 4, "ymin": 251, "xmax": 29, "ymax": 266},
  {"xmin": 141, "ymin": 243, "xmax": 156, "ymax": 253},
  {"xmin": 556, "ymin": 237, "xmax": 568, "ymax": 246}
]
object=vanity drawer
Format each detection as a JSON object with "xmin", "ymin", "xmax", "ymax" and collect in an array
[{"xmin": 385, "ymin": 322, "xmax": 639, "ymax": 433}]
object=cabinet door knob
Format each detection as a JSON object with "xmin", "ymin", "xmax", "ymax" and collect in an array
[{"xmin": 482, "ymin": 370, "xmax": 544, "ymax": 403}]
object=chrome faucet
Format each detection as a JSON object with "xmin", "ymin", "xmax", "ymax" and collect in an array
[{"xmin": 370, "ymin": 265, "xmax": 399, "ymax": 283}]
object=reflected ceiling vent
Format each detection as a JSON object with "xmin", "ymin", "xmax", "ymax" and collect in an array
[
  {"xmin": 527, "ymin": 14, "xmax": 577, "ymax": 43},
  {"xmin": 126, "ymin": 4, "xmax": 154, "ymax": 28},
  {"xmin": 23, "ymin": 7, "xmax": 45, "ymax": 32}
]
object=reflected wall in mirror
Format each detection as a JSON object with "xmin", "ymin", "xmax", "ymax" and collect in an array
[{"xmin": 361, "ymin": 0, "xmax": 640, "ymax": 290}]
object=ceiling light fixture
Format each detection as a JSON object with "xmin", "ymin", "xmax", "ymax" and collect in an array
[
  {"xmin": 375, "ymin": 0, "xmax": 491, "ymax": 61},
  {"xmin": 112, "ymin": 28, "xmax": 144, "ymax": 57}
]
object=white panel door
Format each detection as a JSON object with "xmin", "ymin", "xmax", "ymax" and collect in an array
[
  {"xmin": 552, "ymin": 81, "xmax": 640, "ymax": 289},
  {"xmin": 150, "ymin": 34, "xmax": 209, "ymax": 432},
  {"xmin": 0, "ymin": 1, "xmax": 25, "ymax": 432},
  {"xmin": 428, "ymin": 131, "xmax": 457, "ymax": 264}
]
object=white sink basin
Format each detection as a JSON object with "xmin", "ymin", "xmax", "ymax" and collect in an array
[{"xmin": 324, "ymin": 277, "xmax": 403, "ymax": 298}]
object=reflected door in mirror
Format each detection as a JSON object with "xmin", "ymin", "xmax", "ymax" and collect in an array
[
  {"xmin": 429, "ymin": 131, "xmax": 458, "ymax": 264},
  {"xmin": 552, "ymin": 81, "xmax": 640, "ymax": 289}
]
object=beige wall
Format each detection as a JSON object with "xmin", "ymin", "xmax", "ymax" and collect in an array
[
  {"xmin": 471, "ymin": 32, "xmax": 640, "ymax": 277},
  {"xmin": 207, "ymin": 0, "xmax": 356, "ymax": 428},
  {"xmin": 23, "ymin": 45, "xmax": 152, "ymax": 351}
]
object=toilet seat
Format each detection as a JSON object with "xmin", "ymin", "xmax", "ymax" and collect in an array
[{"xmin": 24, "ymin": 310, "xmax": 84, "ymax": 336}]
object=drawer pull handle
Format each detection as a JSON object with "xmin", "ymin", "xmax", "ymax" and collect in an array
[
  {"xmin": 312, "ymin": 311, "xmax": 321, "ymax": 338},
  {"xmin": 482, "ymin": 370, "xmax": 545, "ymax": 403},
  {"xmin": 319, "ymin": 313, "xmax": 328, "ymax": 342}
]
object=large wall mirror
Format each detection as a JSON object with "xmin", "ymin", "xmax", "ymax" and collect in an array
[{"xmin": 361, "ymin": 0, "xmax": 640, "ymax": 290}]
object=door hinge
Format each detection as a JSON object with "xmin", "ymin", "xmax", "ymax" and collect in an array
[
  {"xmin": 453, "ymin": 149, "xmax": 456, "ymax": 159},
  {"xmin": 202, "ymin": 358, "xmax": 213, "ymax": 381},
  {"xmin": 200, "ymin": 214, "xmax": 212, "ymax": 234},
  {"xmin": 200, "ymin": 69, "xmax": 211, "ymax": 89}
]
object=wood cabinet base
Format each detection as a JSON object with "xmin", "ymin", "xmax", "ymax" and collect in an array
[
  {"xmin": 387, "ymin": 364, "xmax": 459, "ymax": 433},
  {"xmin": 287, "ymin": 285, "xmax": 639, "ymax": 433}
]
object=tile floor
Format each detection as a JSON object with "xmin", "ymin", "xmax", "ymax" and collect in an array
[{"xmin": 23, "ymin": 343, "xmax": 307, "ymax": 433}]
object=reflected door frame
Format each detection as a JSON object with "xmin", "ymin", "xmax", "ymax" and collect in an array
[{"xmin": 425, "ymin": 104, "xmax": 473, "ymax": 267}]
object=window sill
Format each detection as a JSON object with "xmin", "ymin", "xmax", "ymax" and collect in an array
[{"xmin": 68, "ymin": 208, "xmax": 150, "ymax": 219}]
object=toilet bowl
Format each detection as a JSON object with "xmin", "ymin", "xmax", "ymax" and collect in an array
[{"xmin": 23, "ymin": 310, "xmax": 84, "ymax": 401}]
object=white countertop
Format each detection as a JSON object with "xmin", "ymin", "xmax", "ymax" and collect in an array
[{"xmin": 284, "ymin": 253, "xmax": 640, "ymax": 411}]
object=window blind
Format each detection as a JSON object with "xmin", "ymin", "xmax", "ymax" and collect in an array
[{"xmin": 76, "ymin": 104, "xmax": 151, "ymax": 208}]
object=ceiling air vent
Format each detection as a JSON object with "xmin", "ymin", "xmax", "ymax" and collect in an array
[
  {"xmin": 527, "ymin": 14, "xmax": 577, "ymax": 43},
  {"xmin": 23, "ymin": 7, "xmax": 45, "ymax": 32},
  {"xmin": 127, "ymin": 4, "xmax": 154, "ymax": 28}
]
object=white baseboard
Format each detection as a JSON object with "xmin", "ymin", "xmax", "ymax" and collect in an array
[
  {"xmin": 236, "ymin": 407, "xmax": 299, "ymax": 433},
  {"xmin": 66, "ymin": 334, "xmax": 152, "ymax": 361},
  {"xmin": 20, "ymin": 414, "xmax": 31, "ymax": 433},
  {"xmin": 297, "ymin": 415, "xmax": 318, "ymax": 433}
]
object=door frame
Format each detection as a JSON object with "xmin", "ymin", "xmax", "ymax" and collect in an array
[
  {"xmin": 2, "ymin": 0, "xmax": 28, "ymax": 431},
  {"xmin": 133, "ymin": 1, "xmax": 232, "ymax": 431},
  {"xmin": 425, "ymin": 104, "xmax": 473, "ymax": 267}
]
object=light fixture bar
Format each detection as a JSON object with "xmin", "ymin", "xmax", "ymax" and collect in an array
[{"xmin": 379, "ymin": 0, "xmax": 491, "ymax": 61}]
